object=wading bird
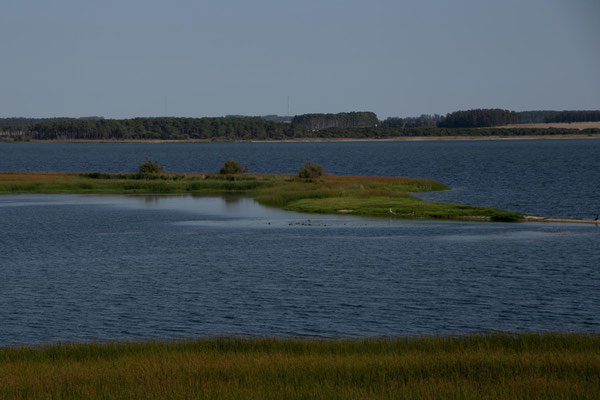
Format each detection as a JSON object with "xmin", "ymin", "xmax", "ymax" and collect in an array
[{"xmin": 389, "ymin": 208, "xmax": 396, "ymax": 216}]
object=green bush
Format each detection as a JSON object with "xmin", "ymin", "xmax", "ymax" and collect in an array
[
  {"xmin": 298, "ymin": 162, "xmax": 323, "ymax": 179},
  {"xmin": 220, "ymin": 160, "xmax": 249, "ymax": 175},
  {"xmin": 138, "ymin": 158, "xmax": 164, "ymax": 174}
]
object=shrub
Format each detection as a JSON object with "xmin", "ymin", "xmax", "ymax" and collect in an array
[
  {"xmin": 298, "ymin": 162, "xmax": 323, "ymax": 179},
  {"xmin": 220, "ymin": 160, "xmax": 249, "ymax": 175},
  {"xmin": 138, "ymin": 157, "xmax": 164, "ymax": 174}
]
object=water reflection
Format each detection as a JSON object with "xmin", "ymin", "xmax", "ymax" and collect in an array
[{"xmin": 142, "ymin": 195, "xmax": 167, "ymax": 205}]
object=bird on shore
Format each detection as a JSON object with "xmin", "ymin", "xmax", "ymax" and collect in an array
[
  {"xmin": 389, "ymin": 208, "xmax": 396, "ymax": 216},
  {"xmin": 595, "ymin": 214, "xmax": 599, "ymax": 221}
]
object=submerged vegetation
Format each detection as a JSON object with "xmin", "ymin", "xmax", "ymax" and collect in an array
[
  {"xmin": 0, "ymin": 169, "xmax": 523, "ymax": 221},
  {"xmin": 1, "ymin": 334, "xmax": 598, "ymax": 399}
]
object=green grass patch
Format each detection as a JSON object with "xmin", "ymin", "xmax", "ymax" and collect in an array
[
  {"xmin": 0, "ymin": 334, "xmax": 598, "ymax": 399},
  {"xmin": 0, "ymin": 172, "xmax": 524, "ymax": 222}
]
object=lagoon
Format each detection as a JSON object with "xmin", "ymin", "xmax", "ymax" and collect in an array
[
  {"xmin": 0, "ymin": 194, "xmax": 598, "ymax": 345},
  {"xmin": 1, "ymin": 139, "xmax": 600, "ymax": 345}
]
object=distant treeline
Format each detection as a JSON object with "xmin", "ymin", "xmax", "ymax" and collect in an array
[
  {"xmin": 544, "ymin": 111, "xmax": 600, "ymax": 123},
  {"xmin": 2, "ymin": 119, "xmax": 597, "ymax": 142},
  {"xmin": 517, "ymin": 111, "xmax": 600, "ymax": 124},
  {"xmin": 292, "ymin": 112, "xmax": 378, "ymax": 130},
  {"xmin": 308, "ymin": 126, "xmax": 600, "ymax": 139},
  {"xmin": 1, "ymin": 110, "xmax": 599, "ymax": 141},
  {"xmin": 0, "ymin": 117, "xmax": 307, "ymax": 140},
  {"xmin": 380, "ymin": 114, "xmax": 443, "ymax": 128},
  {"xmin": 516, "ymin": 111, "xmax": 560, "ymax": 124},
  {"xmin": 437, "ymin": 109, "xmax": 518, "ymax": 128},
  {"xmin": 385, "ymin": 110, "xmax": 600, "ymax": 127}
]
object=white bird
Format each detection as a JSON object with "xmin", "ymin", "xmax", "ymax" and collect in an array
[{"xmin": 389, "ymin": 208, "xmax": 396, "ymax": 216}]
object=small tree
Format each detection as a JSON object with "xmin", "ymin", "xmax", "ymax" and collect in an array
[
  {"xmin": 138, "ymin": 157, "xmax": 164, "ymax": 174},
  {"xmin": 298, "ymin": 161, "xmax": 323, "ymax": 179},
  {"xmin": 219, "ymin": 160, "xmax": 249, "ymax": 175}
]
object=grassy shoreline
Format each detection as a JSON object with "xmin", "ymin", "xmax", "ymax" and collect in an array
[
  {"xmin": 2, "ymin": 334, "xmax": 598, "ymax": 399},
  {"xmin": 0, "ymin": 172, "xmax": 524, "ymax": 221}
]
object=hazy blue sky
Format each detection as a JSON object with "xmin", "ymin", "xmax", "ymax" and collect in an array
[{"xmin": 1, "ymin": 0, "xmax": 598, "ymax": 119}]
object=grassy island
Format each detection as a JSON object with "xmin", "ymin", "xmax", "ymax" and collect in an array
[
  {"xmin": 0, "ymin": 172, "xmax": 523, "ymax": 221},
  {"xmin": 1, "ymin": 334, "xmax": 598, "ymax": 399}
]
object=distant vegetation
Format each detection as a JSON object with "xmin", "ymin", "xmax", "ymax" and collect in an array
[
  {"xmin": 0, "ymin": 117, "xmax": 307, "ymax": 141},
  {"xmin": 544, "ymin": 110, "xmax": 600, "ymax": 123},
  {"xmin": 516, "ymin": 111, "xmax": 561, "ymax": 124},
  {"xmin": 296, "ymin": 126, "xmax": 600, "ymax": 139},
  {"xmin": 138, "ymin": 157, "xmax": 164, "ymax": 174},
  {"xmin": 292, "ymin": 112, "xmax": 378, "ymax": 130},
  {"xmin": 1, "ymin": 109, "xmax": 599, "ymax": 141},
  {"xmin": 387, "ymin": 109, "xmax": 600, "ymax": 128},
  {"xmin": 438, "ymin": 109, "xmax": 518, "ymax": 128},
  {"xmin": 219, "ymin": 160, "xmax": 249, "ymax": 174},
  {"xmin": 298, "ymin": 162, "xmax": 323, "ymax": 179},
  {"xmin": 381, "ymin": 114, "xmax": 443, "ymax": 128},
  {"xmin": 516, "ymin": 110, "xmax": 600, "ymax": 124}
]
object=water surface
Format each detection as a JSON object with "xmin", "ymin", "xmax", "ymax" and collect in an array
[{"xmin": 1, "ymin": 194, "xmax": 598, "ymax": 345}]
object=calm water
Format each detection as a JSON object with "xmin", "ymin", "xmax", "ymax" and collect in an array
[
  {"xmin": 0, "ymin": 194, "xmax": 598, "ymax": 345},
  {"xmin": 0, "ymin": 140, "xmax": 599, "ymax": 344},
  {"xmin": 1, "ymin": 140, "xmax": 599, "ymax": 219}
]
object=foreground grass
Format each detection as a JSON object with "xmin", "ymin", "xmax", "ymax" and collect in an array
[
  {"xmin": 0, "ymin": 172, "xmax": 523, "ymax": 221},
  {"xmin": 1, "ymin": 334, "xmax": 598, "ymax": 399}
]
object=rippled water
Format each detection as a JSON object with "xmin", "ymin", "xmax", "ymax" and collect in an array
[
  {"xmin": 1, "ymin": 140, "xmax": 599, "ymax": 344},
  {"xmin": 1, "ymin": 194, "xmax": 599, "ymax": 345}
]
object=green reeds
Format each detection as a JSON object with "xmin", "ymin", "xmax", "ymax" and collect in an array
[{"xmin": 1, "ymin": 334, "xmax": 598, "ymax": 399}]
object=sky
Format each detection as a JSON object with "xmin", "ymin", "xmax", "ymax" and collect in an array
[{"xmin": 1, "ymin": 0, "xmax": 599, "ymax": 119}]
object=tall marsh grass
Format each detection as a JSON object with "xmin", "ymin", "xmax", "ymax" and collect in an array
[{"xmin": 1, "ymin": 334, "xmax": 598, "ymax": 399}]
